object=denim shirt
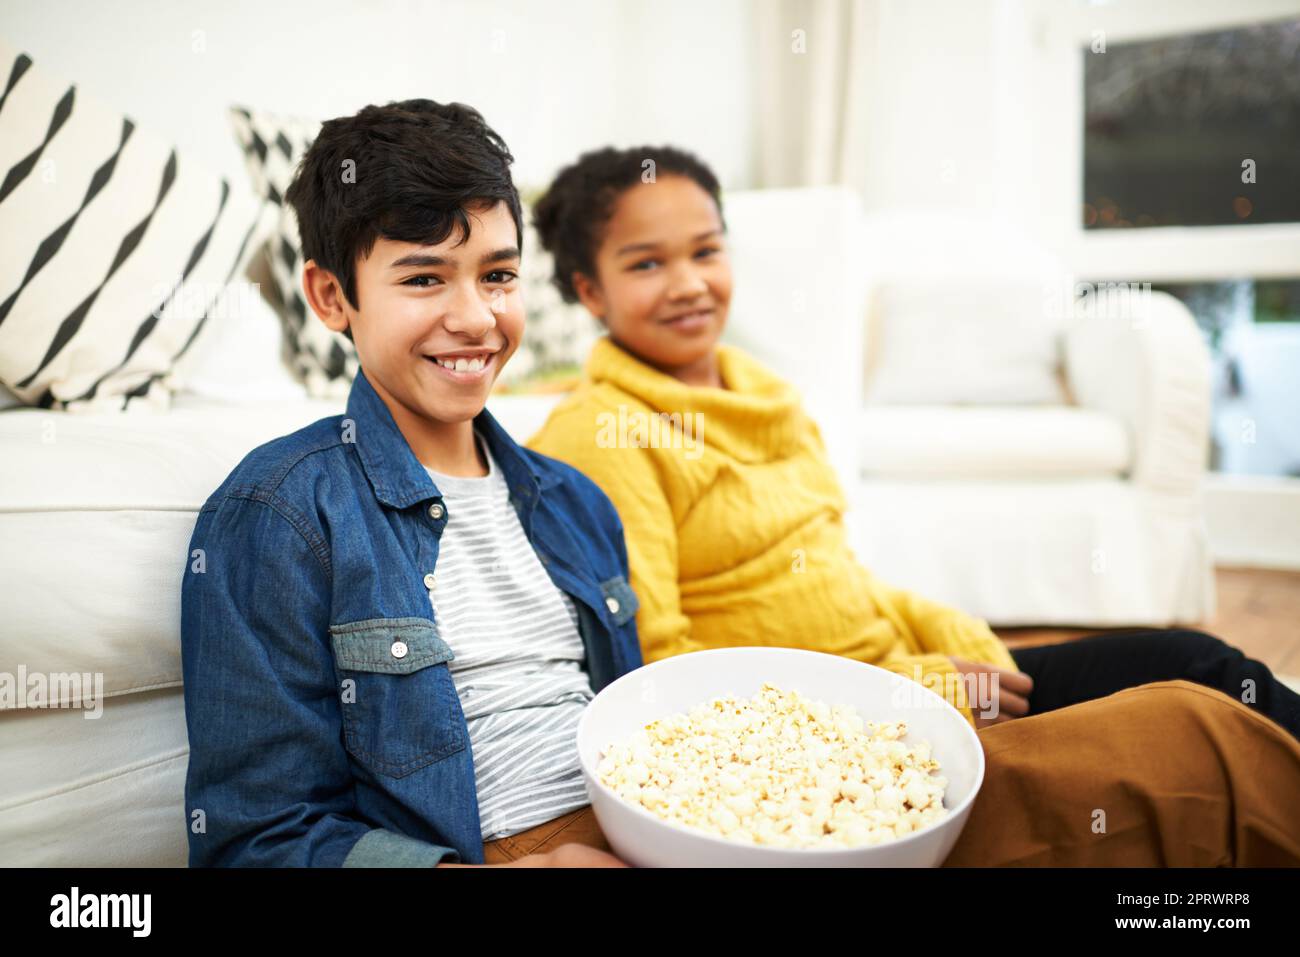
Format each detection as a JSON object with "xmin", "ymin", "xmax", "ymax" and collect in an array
[{"xmin": 180, "ymin": 367, "xmax": 643, "ymax": 867}]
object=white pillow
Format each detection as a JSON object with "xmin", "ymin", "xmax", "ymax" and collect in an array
[
  {"xmin": 168, "ymin": 278, "xmax": 308, "ymax": 404},
  {"xmin": 0, "ymin": 40, "xmax": 266, "ymax": 412},
  {"xmin": 864, "ymin": 279, "xmax": 1068, "ymax": 405}
]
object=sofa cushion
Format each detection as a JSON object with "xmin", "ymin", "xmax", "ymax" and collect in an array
[
  {"xmin": 0, "ymin": 688, "xmax": 188, "ymax": 866},
  {"xmin": 864, "ymin": 278, "xmax": 1069, "ymax": 405},
  {"xmin": 859, "ymin": 405, "xmax": 1130, "ymax": 478}
]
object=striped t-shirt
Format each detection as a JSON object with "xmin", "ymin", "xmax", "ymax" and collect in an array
[{"xmin": 423, "ymin": 430, "xmax": 594, "ymax": 841}]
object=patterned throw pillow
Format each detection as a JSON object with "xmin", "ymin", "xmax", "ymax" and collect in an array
[
  {"xmin": 227, "ymin": 105, "xmax": 353, "ymax": 398},
  {"xmin": 227, "ymin": 105, "xmax": 599, "ymax": 397},
  {"xmin": 0, "ymin": 41, "xmax": 265, "ymax": 411}
]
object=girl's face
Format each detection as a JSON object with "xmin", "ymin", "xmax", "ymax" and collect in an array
[{"xmin": 573, "ymin": 175, "xmax": 731, "ymax": 384}]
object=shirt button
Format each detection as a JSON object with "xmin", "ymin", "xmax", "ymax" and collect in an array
[
  {"xmin": 605, "ymin": 596, "xmax": 620, "ymax": 615},
  {"xmin": 428, "ymin": 502, "xmax": 445, "ymax": 520},
  {"xmin": 391, "ymin": 640, "xmax": 408, "ymax": 659},
  {"xmin": 423, "ymin": 573, "xmax": 437, "ymax": 590}
]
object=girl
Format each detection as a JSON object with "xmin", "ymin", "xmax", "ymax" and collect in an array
[
  {"xmin": 511, "ymin": 144, "xmax": 1300, "ymax": 866},
  {"xmin": 526, "ymin": 144, "xmax": 1300, "ymax": 743}
]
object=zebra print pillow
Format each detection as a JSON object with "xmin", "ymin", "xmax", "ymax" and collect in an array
[
  {"xmin": 0, "ymin": 42, "xmax": 266, "ymax": 411},
  {"xmin": 228, "ymin": 105, "xmax": 356, "ymax": 398}
]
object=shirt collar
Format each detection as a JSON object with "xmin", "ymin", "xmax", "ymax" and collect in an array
[{"xmin": 345, "ymin": 366, "xmax": 559, "ymax": 510}]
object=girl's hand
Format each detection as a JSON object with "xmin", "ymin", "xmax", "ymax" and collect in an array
[{"xmin": 946, "ymin": 655, "xmax": 1034, "ymax": 730}]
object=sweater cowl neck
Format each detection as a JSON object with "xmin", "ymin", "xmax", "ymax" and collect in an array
[{"xmin": 582, "ymin": 335, "xmax": 805, "ymax": 463}]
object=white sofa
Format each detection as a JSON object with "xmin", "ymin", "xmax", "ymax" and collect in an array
[
  {"xmin": 723, "ymin": 190, "xmax": 1216, "ymax": 628},
  {"xmin": 0, "ymin": 188, "xmax": 1215, "ymax": 866},
  {"xmin": 847, "ymin": 297, "xmax": 1216, "ymax": 627}
]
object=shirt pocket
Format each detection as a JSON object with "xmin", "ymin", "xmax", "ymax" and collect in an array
[{"xmin": 329, "ymin": 616, "xmax": 467, "ymax": 779}]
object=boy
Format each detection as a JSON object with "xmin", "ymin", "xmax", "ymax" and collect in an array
[{"xmin": 180, "ymin": 99, "xmax": 638, "ymax": 867}]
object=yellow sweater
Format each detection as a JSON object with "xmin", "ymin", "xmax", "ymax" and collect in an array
[{"xmin": 527, "ymin": 336, "xmax": 1020, "ymax": 728}]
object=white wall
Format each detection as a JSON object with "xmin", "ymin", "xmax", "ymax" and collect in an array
[
  {"xmin": 838, "ymin": 0, "xmax": 1063, "ymax": 279},
  {"xmin": 848, "ymin": 0, "xmax": 1300, "ymax": 281},
  {"xmin": 0, "ymin": 0, "xmax": 760, "ymax": 191},
  {"xmin": 854, "ymin": 0, "xmax": 1002, "ymax": 218}
]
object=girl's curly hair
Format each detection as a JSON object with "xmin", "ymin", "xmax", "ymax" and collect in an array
[{"xmin": 531, "ymin": 145, "xmax": 724, "ymax": 303}]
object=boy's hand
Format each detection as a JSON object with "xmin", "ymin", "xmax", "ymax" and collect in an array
[
  {"xmin": 512, "ymin": 844, "xmax": 629, "ymax": 867},
  {"xmin": 437, "ymin": 843, "xmax": 629, "ymax": 867},
  {"xmin": 946, "ymin": 655, "xmax": 1034, "ymax": 730},
  {"xmin": 438, "ymin": 843, "xmax": 628, "ymax": 867}
]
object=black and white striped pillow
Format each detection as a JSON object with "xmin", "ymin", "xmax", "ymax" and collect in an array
[
  {"xmin": 229, "ymin": 105, "xmax": 356, "ymax": 399},
  {"xmin": 0, "ymin": 41, "xmax": 267, "ymax": 411}
]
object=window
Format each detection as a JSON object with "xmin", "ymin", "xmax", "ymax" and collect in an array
[
  {"xmin": 1082, "ymin": 17, "xmax": 1300, "ymax": 229},
  {"xmin": 1087, "ymin": 278, "xmax": 1300, "ymax": 477}
]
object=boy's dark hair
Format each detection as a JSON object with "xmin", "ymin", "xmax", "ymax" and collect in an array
[
  {"xmin": 285, "ymin": 98, "xmax": 522, "ymax": 340},
  {"xmin": 532, "ymin": 145, "xmax": 724, "ymax": 304}
]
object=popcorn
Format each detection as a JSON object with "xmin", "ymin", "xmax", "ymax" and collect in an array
[{"xmin": 596, "ymin": 683, "xmax": 949, "ymax": 849}]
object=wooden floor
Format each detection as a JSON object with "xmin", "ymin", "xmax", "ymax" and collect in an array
[{"xmin": 996, "ymin": 566, "xmax": 1300, "ymax": 676}]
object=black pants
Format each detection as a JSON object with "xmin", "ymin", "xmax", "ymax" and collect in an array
[{"xmin": 1007, "ymin": 628, "xmax": 1300, "ymax": 744}]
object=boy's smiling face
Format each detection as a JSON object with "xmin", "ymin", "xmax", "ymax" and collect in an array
[
  {"xmin": 574, "ymin": 174, "xmax": 731, "ymax": 387},
  {"xmin": 304, "ymin": 200, "xmax": 523, "ymax": 450}
]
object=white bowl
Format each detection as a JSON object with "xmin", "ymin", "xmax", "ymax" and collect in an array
[{"xmin": 577, "ymin": 647, "xmax": 984, "ymax": 867}]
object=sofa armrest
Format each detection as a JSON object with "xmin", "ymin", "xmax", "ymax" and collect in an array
[{"xmin": 1063, "ymin": 289, "xmax": 1211, "ymax": 496}]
